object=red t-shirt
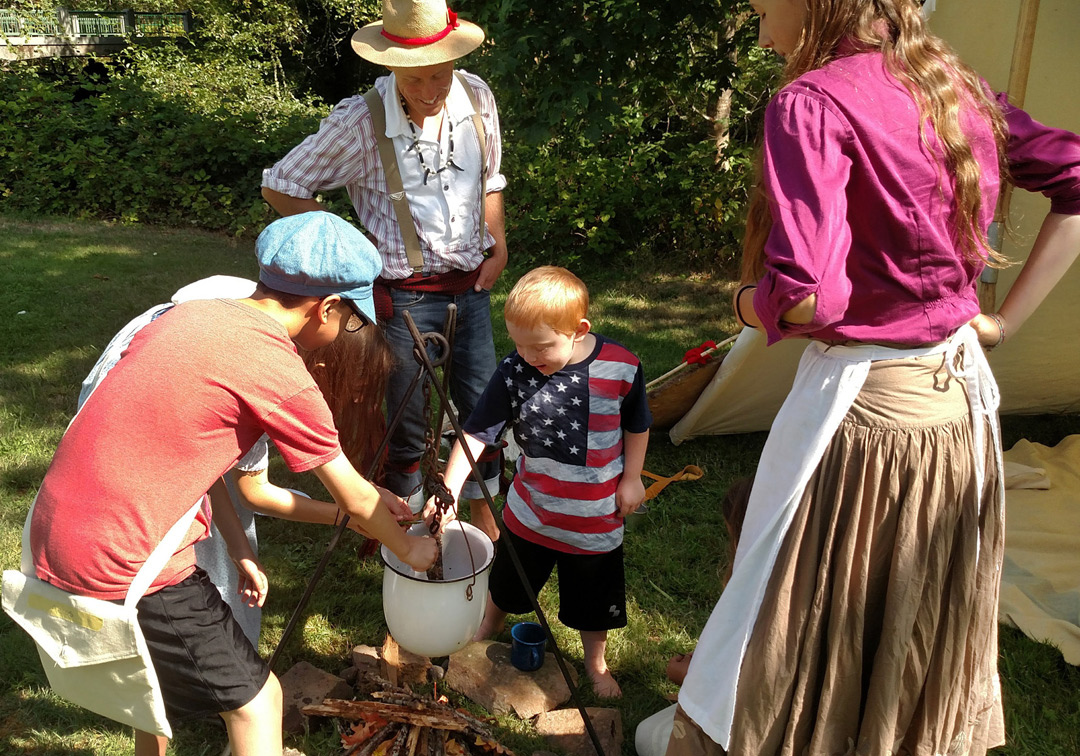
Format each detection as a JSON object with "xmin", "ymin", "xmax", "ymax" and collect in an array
[{"xmin": 31, "ymin": 298, "xmax": 341, "ymax": 599}]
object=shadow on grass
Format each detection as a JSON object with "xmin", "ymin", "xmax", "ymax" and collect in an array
[
  {"xmin": 0, "ymin": 218, "xmax": 255, "ymax": 510},
  {"xmin": 2, "ymin": 461, "xmax": 51, "ymax": 501}
]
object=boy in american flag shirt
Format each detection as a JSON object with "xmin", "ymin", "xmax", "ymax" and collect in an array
[{"xmin": 433, "ymin": 266, "xmax": 651, "ymax": 697}]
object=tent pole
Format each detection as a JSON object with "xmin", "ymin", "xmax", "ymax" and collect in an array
[{"xmin": 980, "ymin": 0, "xmax": 1041, "ymax": 313}]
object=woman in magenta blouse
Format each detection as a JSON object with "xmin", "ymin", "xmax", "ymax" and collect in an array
[{"xmin": 669, "ymin": 2, "xmax": 1080, "ymax": 756}]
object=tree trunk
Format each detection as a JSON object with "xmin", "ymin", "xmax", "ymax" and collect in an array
[{"xmin": 711, "ymin": 12, "xmax": 750, "ymax": 168}]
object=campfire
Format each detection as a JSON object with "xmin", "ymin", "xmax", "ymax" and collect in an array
[{"xmin": 303, "ymin": 673, "xmax": 514, "ymax": 756}]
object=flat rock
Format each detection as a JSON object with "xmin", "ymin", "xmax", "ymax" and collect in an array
[
  {"xmin": 279, "ymin": 661, "xmax": 353, "ymax": 734},
  {"xmin": 535, "ymin": 708, "xmax": 622, "ymax": 756},
  {"xmin": 446, "ymin": 640, "xmax": 575, "ymax": 720},
  {"xmin": 340, "ymin": 665, "xmax": 360, "ymax": 685},
  {"xmin": 351, "ymin": 643, "xmax": 382, "ymax": 673}
]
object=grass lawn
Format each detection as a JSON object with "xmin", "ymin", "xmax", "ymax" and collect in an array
[{"xmin": 2, "ymin": 216, "xmax": 1079, "ymax": 755}]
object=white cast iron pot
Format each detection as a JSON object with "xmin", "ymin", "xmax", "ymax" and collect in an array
[{"xmin": 381, "ymin": 521, "xmax": 495, "ymax": 657}]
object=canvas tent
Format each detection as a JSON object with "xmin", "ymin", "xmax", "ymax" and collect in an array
[{"xmin": 670, "ymin": 0, "xmax": 1080, "ymax": 444}]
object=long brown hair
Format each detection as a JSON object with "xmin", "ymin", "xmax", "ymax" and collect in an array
[
  {"xmin": 741, "ymin": 0, "xmax": 1009, "ymax": 283},
  {"xmin": 299, "ymin": 325, "xmax": 393, "ymax": 477}
]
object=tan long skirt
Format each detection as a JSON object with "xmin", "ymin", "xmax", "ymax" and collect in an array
[{"xmin": 670, "ymin": 351, "xmax": 1006, "ymax": 756}]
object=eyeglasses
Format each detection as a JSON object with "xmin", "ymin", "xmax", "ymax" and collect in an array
[
  {"xmin": 344, "ymin": 312, "xmax": 367, "ymax": 333},
  {"xmin": 340, "ymin": 302, "xmax": 371, "ymax": 333}
]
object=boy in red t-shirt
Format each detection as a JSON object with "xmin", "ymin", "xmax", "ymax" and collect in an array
[{"xmin": 30, "ymin": 211, "xmax": 437, "ymax": 756}]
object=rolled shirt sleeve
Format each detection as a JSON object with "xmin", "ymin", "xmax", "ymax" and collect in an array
[
  {"xmin": 461, "ymin": 71, "xmax": 507, "ymax": 196},
  {"xmin": 755, "ymin": 89, "xmax": 855, "ymax": 344},
  {"xmin": 1000, "ymin": 93, "xmax": 1080, "ymax": 215},
  {"xmin": 262, "ymin": 102, "xmax": 375, "ymax": 198}
]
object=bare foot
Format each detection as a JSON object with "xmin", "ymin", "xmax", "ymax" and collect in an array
[
  {"xmin": 471, "ymin": 617, "xmax": 505, "ymax": 642},
  {"xmin": 587, "ymin": 666, "xmax": 622, "ymax": 698},
  {"xmin": 666, "ymin": 651, "xmax": 693, "ymax": 686},
  {"xmin": 471, "ymin": 597, "xmax": 506, "ymax": 642}
]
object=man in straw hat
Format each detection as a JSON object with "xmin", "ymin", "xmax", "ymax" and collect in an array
[{"xmin": 262, "ymin": 0, "xmax": 506, "ymax": 540}]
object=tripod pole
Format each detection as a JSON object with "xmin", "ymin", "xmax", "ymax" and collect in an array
[{"xmin": 401, "ymin": 312, "xmax": 609, "ymax": 756}]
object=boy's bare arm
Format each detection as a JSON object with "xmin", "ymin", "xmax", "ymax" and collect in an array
[
  {"xmin": 207, "ymin": 477, "xmax": 269, "ymax": 608},
  {"xmin": 615, "ymin": 429, "xmax": 650, "ymax": 518},
  {"xmin": 313, "ymin": 453, "xmax": 438, "ymax": 571},
  {"xmin": 442, "ymin": 433, "xmax": 490, "ymax": 504}
]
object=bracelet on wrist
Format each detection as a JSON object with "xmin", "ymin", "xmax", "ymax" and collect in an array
[
  {"xmin": 734, "ymin": 284, "xmax": 757, "ymax": 328},
  {"xmin": 986, "ymin": 312, "xmax": 1005, "ymax": 350}
]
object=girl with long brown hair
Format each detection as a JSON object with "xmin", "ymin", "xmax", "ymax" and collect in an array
[
  {"xmin": 668, "ymin": 2, "xmax": 1080, "ymax": 755},
  {"xmin": 227, "ymin": 322, "xmax": 395, "ymax": 544}
]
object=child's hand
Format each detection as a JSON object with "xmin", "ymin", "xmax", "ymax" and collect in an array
[
  {"xmin": 377, "ymin": 485, "xmax": 414, "ymax": 520},
  {"xmin": 402, "ymin": 534, "xmax": 439, "ymax": 572},
  {"xmin": 969, "ymin": 311, "xmax": 1005, "ymax": 348},
  {"xmin": 422, "ymin": 494, "xmax": 458, "ymax": 534},
  {"xmin": 615, "ymin": 475, "xmax": 647, "ymax": 518},
  {"xmin": 233, "ymin": 557, "xmax": 269, "ymax": 608}
]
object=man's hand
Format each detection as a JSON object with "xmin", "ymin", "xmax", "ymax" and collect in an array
[
  {"xmin": 233, "ymin": 557, "xmax": 269, "ymax": 608},
  {"xmin": 402, "ymin": 534, "xmax": 439, "ymax": 572},
  {"xmin": 474, "ymin": 249, "xmax": 507, "ymax": 291},
  {"xmin": 615, "ymin": 475, "xmax": 647, "ymax": 518}
]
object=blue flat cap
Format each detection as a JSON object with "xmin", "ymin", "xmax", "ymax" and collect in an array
[{"xmin": 256, "ymin": 211, "xmax": 381, "ymax": 323}]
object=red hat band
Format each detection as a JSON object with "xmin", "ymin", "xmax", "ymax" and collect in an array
[{"xmin": 381, "ymin": 8, "xmax": 459, "ymax": 46}]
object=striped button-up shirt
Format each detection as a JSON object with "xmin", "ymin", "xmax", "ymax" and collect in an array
[{"xmin": 262, "ymin": 70, "xmax": 506, "ymax": 280}]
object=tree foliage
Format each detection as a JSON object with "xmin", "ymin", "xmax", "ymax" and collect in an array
[
  {"xmin": 463, "ymin": 0, "xmax": 779, "ymax": 269},
  {"xmin": 0, "ymin": 0, "xmax": 780, "ymax": 271}
]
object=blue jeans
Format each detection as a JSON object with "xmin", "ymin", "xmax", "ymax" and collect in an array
[{"xmin": 383, "ymin": 286, "xmax": 500, "ymax": 504}]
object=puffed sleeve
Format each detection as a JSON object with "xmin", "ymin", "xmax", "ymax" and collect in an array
[
  {"xmin": 753, "ymin": 88, "xmax": 855, "ymax": 344},
  {"xmin": 235, "ymin": 435, "xmax": 270, "ymax": 472},
  {"xmin": 999, "ymin": 93, "xmax": 1080, "ymax": 215}
]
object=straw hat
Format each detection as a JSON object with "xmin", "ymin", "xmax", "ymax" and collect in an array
[{"xmin": 351, "ymin": 0, "xmax": 485, "ymax": 68}]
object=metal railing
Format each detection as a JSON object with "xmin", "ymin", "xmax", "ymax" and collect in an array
[
  {"xmin": 1, "ymin": 9, "xmax": 61, "ymax": 35},
  {"xmin": 72, "ymin": 11, "xmax": 125, "ymax": 36},
  {"xmin": 0, "ymin": 7, "xmax": 191, "ymax": 38},
  {"xmin": 133, "ymin": 12, "xmax": 186, "ymax": 36}
]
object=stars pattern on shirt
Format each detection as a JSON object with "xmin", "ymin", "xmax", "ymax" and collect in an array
[{"xmin": 504, "ymin": 355, "xmax": 590, "ymax": 464}]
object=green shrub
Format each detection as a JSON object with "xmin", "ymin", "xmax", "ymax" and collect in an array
[
  {"xmin": 465, "ymin": 1, "xmax": 780, "ymax": 273},
  {"xmin": 500, "ymin": 120, "xmax": 759, "ymax": 272},
  {"xmin": 1, "ymin": 2, "xmax": 781, "ymax": 272},
  {"xmin": 0, "ymin": 46, "xmax": 354, "ymax": 235}
]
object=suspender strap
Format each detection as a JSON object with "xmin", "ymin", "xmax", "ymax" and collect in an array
[
  {"xmin": 363, "ymin": 75, "xmax": 490, "ymax": 276},
  {"xmin": 364, "ymin": 87, "xmax": 425, "ymax": 274},
  {"xmin": 454, "ymin": 71, "xmax": 488, "ymax": 213}
]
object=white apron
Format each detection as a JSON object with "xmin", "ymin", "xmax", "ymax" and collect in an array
[{"xmin": 677, "ymin": 325, "xmax": 1003, "ymax": 750}]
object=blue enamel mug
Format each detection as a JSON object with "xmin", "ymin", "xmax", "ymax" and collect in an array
[{"xmin": 510, "ymin": 621, "xmax": 546, "ymax": 672}]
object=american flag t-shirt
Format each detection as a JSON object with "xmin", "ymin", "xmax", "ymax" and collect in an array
[{"xmin": 464, "ymin": 335, "xmax": 651, "ymax": 554}]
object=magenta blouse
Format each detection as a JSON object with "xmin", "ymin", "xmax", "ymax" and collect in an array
[{"xmin": 754, "ymin": 51, "xmax": 1080, "ymax": 345}]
